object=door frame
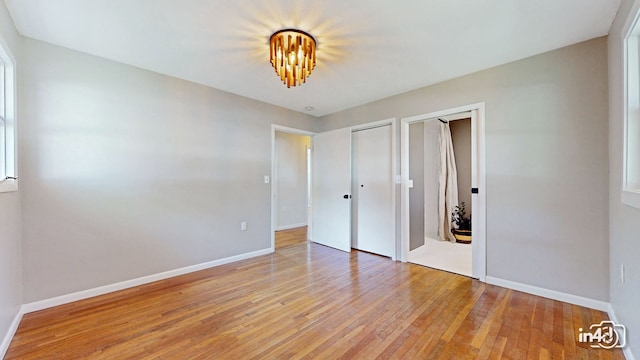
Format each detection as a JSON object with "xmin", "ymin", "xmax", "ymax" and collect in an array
[
  {"xmin": 400, "ymin": 102, "xmax": 486, "ymax": 281},
  {"xmin": 270, "ymin": 125, "xmax": 316, "ymax": 251},
  {"xmin": 350, "ymin": 118, "xmax": 398, "ymax": 260}
]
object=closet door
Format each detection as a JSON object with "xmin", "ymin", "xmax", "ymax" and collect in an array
[
  {"xmin": 352, "ymin": 125, "xmax": 394, "ymax": 257},
  {"xmin": 311, "ymin": 128, "xmax": 352, "ymax": 252}
]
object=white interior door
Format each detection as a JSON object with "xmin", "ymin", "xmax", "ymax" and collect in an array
[
  {"xmin": 352, "ymin": 125, "xmax": 394, "ymax": 257},
  {"xmin": 311, "ymin": 128, "xmax": 352, "ymax": 252}
]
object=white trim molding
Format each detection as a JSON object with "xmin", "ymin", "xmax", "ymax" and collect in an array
[
  {"xmin": 621, "ymin": 190, "xmax": 640, "ymax": 210},
  {"xmin": 0, "ymin": 30, "xmax": 18, "ymax": 193},
  {"xmin": 486, "ymin": 276, "xmax": 609, "ymax": 312},
  {"xmin": 608, "ymin": 304, "xmax": 637, "ymax": 360},
  {"xmin": 22, "ymin": 248, "xmax": 272, "ymax": 314},
  {"xmin": 0, "ymin": 307, "xmax": 23, "ymax": 359}
]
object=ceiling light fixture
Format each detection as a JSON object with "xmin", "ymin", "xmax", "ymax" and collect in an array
[{"xmin": 270, "ymin": 29, "xmax": 316, "ymax": 88}]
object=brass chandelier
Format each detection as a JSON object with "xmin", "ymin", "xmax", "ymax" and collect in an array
[{"xmin": 269, "ymin": 29, "xmax": 316, "ymax": 88}]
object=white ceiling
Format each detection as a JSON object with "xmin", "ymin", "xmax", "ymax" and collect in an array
[{"xmin": 3, "ymin": 0, "xmax": 621, "ymax": 117}]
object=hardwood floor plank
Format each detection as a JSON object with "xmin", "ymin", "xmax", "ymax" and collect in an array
[
  {"xmin": 275, "ymin": 226, "xmax": 308, "ymax": 248},
  {"xmin": 5, "ymin": 227, "xmax": 625, "ymax": 359},
  {"xmin": 471, "ymin": 286, "xmax": 510, "ymax": 350}
]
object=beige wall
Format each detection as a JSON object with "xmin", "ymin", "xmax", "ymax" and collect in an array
[
  {"xmin": 450, "ymin": 118, "xmax": 472, "ymax": 210},
  {"xmin": 19, "ymin": 38, "xmax": 317, "ymax": 302},
  {"xmin": 408, "ymin": 122, "xmax": 424, "ymax": 250},
  {"xmin": 423, "ymin": 121, "xmax": 440, "ymax": 240},
  {"xmin": 320, "ymin": 37, "xmax": 610, "ymax": 301},
  {"xmin": 608, "ymin": 0, "xmax": 640, "ymax": 356},
  {"xmin": 275, "ymin": 132, "xmax": 310, "ymax": 229},
  {"xmin": 0, "ymin": 0, "xmax": 22, "ymax": 354}
]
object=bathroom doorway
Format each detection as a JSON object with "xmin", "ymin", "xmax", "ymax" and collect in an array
[{"xmin": 400, "ymin": 103, "xmax": 486, "ymax": 280}]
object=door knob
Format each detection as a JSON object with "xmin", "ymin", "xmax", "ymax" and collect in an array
[{"xmin": 343, "ymin": 194, "xmax": 352, "ymax": 199}]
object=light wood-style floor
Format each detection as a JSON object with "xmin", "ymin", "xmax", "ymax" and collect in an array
[{"xmin": 6, "ymin": 227, "xmax": 624, "ymax": 359}]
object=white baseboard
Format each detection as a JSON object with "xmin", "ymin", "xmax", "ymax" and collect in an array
[
  {"xmin": 22, "ymin": 247, "xmax": 273, "ymax": 314},
  {"xmin": 0, "ymin": 306, "xmax": 24, "ymax": 359},
  {"xmin": 485, "ymin": 276, "xmax": 609, "ymax": 312},
  {"xmin": 275, "ymin": 223, "xmax": 307, "ymax": 231},
  {"xmin": 608, "ymin": 304, "xmax": 636, "ymax": 360}
]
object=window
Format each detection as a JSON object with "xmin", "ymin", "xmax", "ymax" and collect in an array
[{"xmin": 0, "ymin": 38, "xmax": 16, "ymax": 193}]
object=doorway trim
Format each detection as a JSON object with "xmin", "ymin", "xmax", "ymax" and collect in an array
[
  {"xmin": 400, "ymin": 102, "xmax": 486, "ymax": 281},
  {"xmin": 271, "ymin": 125, "xmax": 316, "ymax": 252}
]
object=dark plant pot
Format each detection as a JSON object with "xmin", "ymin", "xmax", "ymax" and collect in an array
[{"xmin": 452, "ymin": 229, "xmax": 472, "ymax": 244}]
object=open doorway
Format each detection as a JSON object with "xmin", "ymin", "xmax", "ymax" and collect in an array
[
  {"xmin": 271, "ymin": 125, "xmax": 314, "ymax": 250},
  {"xmin": 407, "ymin": 113, "xmax": 472, "ymax": 276},
  {"xmin": 401, "ymin": 103, "xmax": 486, "ymax": 281}
]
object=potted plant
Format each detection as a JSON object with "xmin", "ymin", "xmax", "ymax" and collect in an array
[{"xmin": 451, "ymin": 202, "xmax": 472, "ymax": 244}]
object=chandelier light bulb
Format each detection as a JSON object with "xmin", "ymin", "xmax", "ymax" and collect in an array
[{"xmin": 270, "ymin": 29, "xmax": 316, "ymax": 88}]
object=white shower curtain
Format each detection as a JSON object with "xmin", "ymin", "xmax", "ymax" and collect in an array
[{"xmin": 438, "ymin": 122, "xmax": 458, "ymax": 242}]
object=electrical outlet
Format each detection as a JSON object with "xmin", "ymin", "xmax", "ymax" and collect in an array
[
  {"xmin": 241, "ymin": 222, "xmax": 247, "ymax": 231},
  {"xmin": 620, "ymin": 264, "xmax": 625, "ymax": 284}
]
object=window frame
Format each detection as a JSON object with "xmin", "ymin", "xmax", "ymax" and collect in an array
[{"xmin": 0, "ymin": 35, "xmax": 16, "ymax": 193}]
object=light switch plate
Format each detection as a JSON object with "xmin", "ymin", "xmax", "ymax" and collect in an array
[{"xmin": 264, "ymin": 176, "xmax": 270, "ymax": 184}]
